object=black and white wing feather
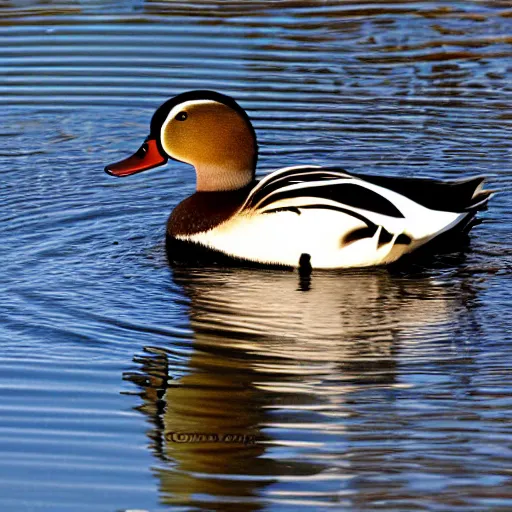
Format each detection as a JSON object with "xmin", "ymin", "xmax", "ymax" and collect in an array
[
  {"xmin": 241, "ymin": 165, "xmax": 492, "ymax": 242},
  {"xmin": 243, "ymin": 166, "xmax": 403, "ymax": 220}
]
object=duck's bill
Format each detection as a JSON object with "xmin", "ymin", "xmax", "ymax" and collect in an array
[{"xmin": 104, "ymin": 138, "xmax": 168, "ymax": 177}]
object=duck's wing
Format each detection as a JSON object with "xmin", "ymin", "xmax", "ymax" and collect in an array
[
  {"xmin": 242, "ymin": 166, "xmax": 402, "ymax": 221},
  {"xmin": 241, "ymin": 165, "xmax": 493, "ymax": 241}
]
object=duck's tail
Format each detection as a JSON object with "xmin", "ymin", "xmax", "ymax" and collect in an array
[
  {"xmin": 466, "ymin": 177, "xmax": 495, "ymax": 211},
  {"xmin": 457, "ymin": 176, "xmax": 495, "ymax": 234}
]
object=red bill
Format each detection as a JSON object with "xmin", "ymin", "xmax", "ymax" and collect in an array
[{"xmin": 105, "ymin": 138, "xmax": 167, "ymax": 177}]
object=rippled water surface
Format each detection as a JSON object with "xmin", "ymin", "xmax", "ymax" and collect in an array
[{"xmin": 1, "ymin": 1, "xmax": 512, "ymax": 510}]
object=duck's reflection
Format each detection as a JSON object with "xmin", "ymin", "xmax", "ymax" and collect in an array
[{"xmin": 126, "ymin": 266, "xmax": 473, "ymax": 509}]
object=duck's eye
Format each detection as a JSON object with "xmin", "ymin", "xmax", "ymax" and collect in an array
[
  {"xmin": 175, "ymin": 111, "xmax": 188, "ymax": 121},
  {"xmin": 135, "ymin": 143, "xmax": 148, "ymax": 158}
]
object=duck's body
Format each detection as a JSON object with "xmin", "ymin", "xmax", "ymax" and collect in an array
[
  {"xmin": 166, "ymin": 165, "xmax": 490, "ymax": 269},
  {"xmin": 105, "ymin": 90, "xmax": 493, "ymax": 270}
]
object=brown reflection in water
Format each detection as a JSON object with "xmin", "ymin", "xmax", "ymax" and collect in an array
[
  {"xmin": 126, "ymin": 266, "xmax": 470, "ymax": 509},
  {"xmin": 126, "ymin": 347, "xmax": 279, "ymax": 512}
]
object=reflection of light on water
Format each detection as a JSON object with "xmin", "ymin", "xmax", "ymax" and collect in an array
[
  {"xmin": 174, "ymin": 267, "xmax": 459, "ymax": 361},
  {"xmin": 126, "ymin": 267, "xmax": 473, "ymax": 508}
]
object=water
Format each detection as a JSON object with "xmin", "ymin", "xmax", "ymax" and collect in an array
[{"xmin": 1, "ymin": 1, "xmax": 511, "ymax": 510}]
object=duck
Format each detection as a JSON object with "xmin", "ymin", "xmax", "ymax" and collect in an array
[{"xmin": 105, "ymin": 90, "xmax": 493, "ymax": 270}]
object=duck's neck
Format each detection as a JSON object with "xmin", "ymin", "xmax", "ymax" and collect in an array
[
  {"xmin": 167, "ymin": 185, "xmax": 254, "ymax": 237},
  {"xmin": 195, "ymin": 163, "xmax": 254, "ymax": 192}
]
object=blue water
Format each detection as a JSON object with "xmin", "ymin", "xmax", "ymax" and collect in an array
[{"xmin": 1, "ymin": 1, "xmax": 511, "ymax": 510}]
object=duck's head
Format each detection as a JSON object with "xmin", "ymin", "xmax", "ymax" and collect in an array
[{"xmin": 105, "ymin": 90, "xmax": 257, "ymax": 191}]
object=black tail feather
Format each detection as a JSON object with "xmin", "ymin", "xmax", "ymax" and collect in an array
[{"xmin": 348, "ymin": 171, "xmax": 493, "ymax": 214}]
